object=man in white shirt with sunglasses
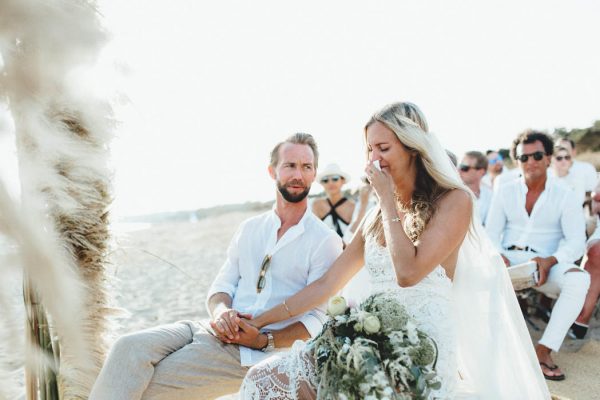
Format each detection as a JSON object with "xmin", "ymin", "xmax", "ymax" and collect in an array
[
  {"xmin": 486, "ymin": 130, "xmax": 590, "ymax": 382},
  {"xmin": 458, "ymin": 150, "xmax": 492, "ymax": 223},
  {"xmin": 555, "ymin": 137, "xmax": 598, "ymax": 197},
  {"xmin": 90, "ymin": 133, "xmax": 342, "ymax": 400}
]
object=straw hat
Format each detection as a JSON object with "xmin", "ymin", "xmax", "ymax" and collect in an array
[{"xmin": 317, "ymin": 163, "xmax": 351, "ymax": 183}]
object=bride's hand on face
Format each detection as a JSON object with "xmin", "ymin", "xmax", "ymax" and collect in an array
[{"xmin": 365, "ymin": 161, "xmax": 394, "ymax": 204}]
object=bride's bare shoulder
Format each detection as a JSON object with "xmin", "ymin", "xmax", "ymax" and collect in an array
[
  {"xmin": 438, "ymin": 188, "xmax": 472, "ymax": 204},
  {"xmin": 437, "ymin": 189, "xmax": 473, "ymax": 218}
]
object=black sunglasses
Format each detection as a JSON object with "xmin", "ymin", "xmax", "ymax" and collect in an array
[
  {"xmin": 555, "ymin": 155, "xmax": 571, "ymax": 162},
  {"xmin": 517, "ymin": 151, "xmax": 545, "ymax": 163},
  {"xmin": 459, "ymin": 164, "xmax": 482, "ymax": 172},
  {"xmin": 256, "ymin": 254, "xmax": 272, "ymax": 293},
  {"xmin": 321, "ymin": 175, "xmax": 341, "ymax": 184}
]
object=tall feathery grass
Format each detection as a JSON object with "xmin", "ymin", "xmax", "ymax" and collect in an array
[
  {"xmin": 0, "ymin": 0, "xmax": 115, "ymax": 398},
  {"xmin": 0, "ymin": 179, "xmax": 85, "ymax": 400}
]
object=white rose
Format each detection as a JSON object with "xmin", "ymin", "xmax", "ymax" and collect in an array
[
  {"xmin": 327, "ymin": 296, "xmax": 347, "ymax": 316},
  {"xmin": 406, "ymin": 321, "xmax": 419, "ymax": 344},
  {"xmin": 359, "ymin": 382, "xmax": 372, "ymax": 394},
  {"xmin": 363, "ymin": 315, "xmax": 381, "ymax": 334}
]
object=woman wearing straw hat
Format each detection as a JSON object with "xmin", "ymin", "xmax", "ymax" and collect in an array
[{"xmin": 312, "ymin": 163, "xmax": 355, "ymax": 240}]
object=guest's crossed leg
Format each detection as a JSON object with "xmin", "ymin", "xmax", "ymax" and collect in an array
[{"xmin": 506, "ymin": 250, "xmax": 590, "ymax": 379}]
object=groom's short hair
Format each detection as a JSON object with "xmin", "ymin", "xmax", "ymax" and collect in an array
[{"xmin": 270, "ymin": 133, "xmax": 319, "ymax": 169}]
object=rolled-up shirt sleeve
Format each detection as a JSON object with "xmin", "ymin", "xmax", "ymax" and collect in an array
[
  {"xmin": 485, "ymin": 189, "xmax": 507, "ymax": 253},
  {"xmin": 205, "ymin": 223, "xmax": 244, "ymax": 307},
  {"xmin": 297, "ymin": 232, "xmax": 343, "ymax": 337},
  {"xmin": 553, "ymin": 191, "xmax": 586, "ymax": 264}
]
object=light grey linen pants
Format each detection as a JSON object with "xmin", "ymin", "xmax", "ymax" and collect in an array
[{"xmin": 89, "ymin": 320, "xmax": 248, "ymax": 400}]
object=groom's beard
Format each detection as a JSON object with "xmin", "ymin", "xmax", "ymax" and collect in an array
[{"xmin": 277, "ymin": 179, "xmax": 310, "ymax": 203}]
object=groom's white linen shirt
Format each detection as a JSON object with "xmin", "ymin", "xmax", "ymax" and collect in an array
[
  {"xmin": 485, "ymin": 176, "xmax": 586, "ymax": 264},
  {"xmin": 206, "ymin": 207, "xmax": 342, "ymax": 366}
]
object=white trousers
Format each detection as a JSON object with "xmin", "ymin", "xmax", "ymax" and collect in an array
[
  {"xmin": 506, "ymin": 251, "xmax": 590, "ymax": 351},
  {"xmin": 89, "ymin": 320, "xmax": 248, "ymax": 400}
]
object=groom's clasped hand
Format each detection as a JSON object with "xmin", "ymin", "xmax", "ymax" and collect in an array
[{"xmin": 211, "ymin": 309, "xmax": 262, "ymax": 348}]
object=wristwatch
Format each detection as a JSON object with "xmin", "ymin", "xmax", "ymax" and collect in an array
[{"xmin": 261, "ymin": 331, "xmax": 275, "ymax": 352}]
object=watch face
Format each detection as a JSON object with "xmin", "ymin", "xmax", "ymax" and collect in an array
[
  {"xmin": 267, "ymin": 333, "xmax": 274, "ymax": 348},
  {"xmin": 263, "ymin": 331, "xmax": 275, "ymax": 352}
]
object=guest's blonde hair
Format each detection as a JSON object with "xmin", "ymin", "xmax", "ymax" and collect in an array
[{"xmin": 363, "ymin": 102, "xmax": 471, "ymax": 244}]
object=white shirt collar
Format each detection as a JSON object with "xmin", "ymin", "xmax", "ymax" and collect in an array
[{"xmin": 267, "ymin": 205, "xmax": 312, "ymax": 256}]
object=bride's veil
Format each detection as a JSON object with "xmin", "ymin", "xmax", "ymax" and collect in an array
[
  {"xmin": 421, "ymin": 129, "xmax": 550, "ymax": 399},
  {"xmin": 454, "ymin": 222, "xmax": 550, "ymax": 399}
]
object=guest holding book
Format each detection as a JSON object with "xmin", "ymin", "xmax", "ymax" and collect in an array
[{"xmin": 485, "ymin": 130, "xmax": 590, "ymax": 381}]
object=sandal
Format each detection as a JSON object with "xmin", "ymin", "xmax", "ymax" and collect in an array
[
  {"xmin": 539, "ymin": 362, "xmax": 565, "ymax": 381},
  {"xmin": 569, "ymin": 322, "xmax": 588, "ymax": 339}
]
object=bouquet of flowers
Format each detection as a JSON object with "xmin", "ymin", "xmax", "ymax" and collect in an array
[{"xmin": 310, "ymin": 293, "xmax": 441, "ymax": 400}]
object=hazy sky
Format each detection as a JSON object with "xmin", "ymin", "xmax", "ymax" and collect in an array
[{"xmin": 1, "ymin": 0, "xmax": 599, "ymax": 216}]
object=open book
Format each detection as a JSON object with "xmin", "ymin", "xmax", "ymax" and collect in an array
[{"xmin": 507, "ymin": 261, "xmax": 539, "ymax": 290}]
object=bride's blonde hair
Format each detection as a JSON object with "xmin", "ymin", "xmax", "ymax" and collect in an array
[{"xmin": 363, "ymin": 102, "xmax": 471, "ymax": 245}]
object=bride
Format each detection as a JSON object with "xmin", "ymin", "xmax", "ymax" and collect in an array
[{"xmin": 239, "ymin": 102, "xmax": 550, "ymax": 399}]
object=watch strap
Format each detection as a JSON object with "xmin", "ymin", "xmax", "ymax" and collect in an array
[{"xmin": 261, "ymin": 331, "xmax": 275, "ymax": 352}]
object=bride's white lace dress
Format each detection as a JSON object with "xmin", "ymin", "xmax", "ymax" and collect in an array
[{"xmin": 240, "ymin": 234, "xmax": 458, "ymax": 399}]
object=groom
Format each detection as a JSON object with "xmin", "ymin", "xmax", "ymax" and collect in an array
[{"xmin": 89, "ymin": 133, "xmax": 343, "ymax": 399}]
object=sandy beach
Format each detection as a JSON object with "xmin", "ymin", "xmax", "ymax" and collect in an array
[{"xmin": 2, "ymin": 209, "xmax": 599, "ymax": 399}]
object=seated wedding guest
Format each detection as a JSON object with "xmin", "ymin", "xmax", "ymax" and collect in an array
[
  {"xmin": 557, "ymin": 137, "xmax": 598, "ymax": 235},
  {"xmin": 486, "ymin": 130, "xmax": 590, "ymax": 381},
  {"xmin": 458, "ymin": 151, "xmax": 492, "ymax": 224},
  {"xmin": 557, "ymin": 137, "xmax": 598, "ymax": 198},
  {"xmin": 572, "ymin": 183, "xmax": 600, "ymax": 338},
  {"xmin": 89, "ymin": 133, "xmax": 343, "ymax": 399},
  {"xmin": 482, "ymin": 150, "xmax": 504, "ymax": 188},
  {"xmin": 482, "ymin": 149, "xmax": 520, "ymax": 190},
  {"xmin": 312, "ymin": 163, "xmax": 355, "ymax": 241},
  {"xmin": 551, "ymin": 146, "xmax": 586, "ymax": 206}
]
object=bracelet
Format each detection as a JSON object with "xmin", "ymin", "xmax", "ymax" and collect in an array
[
  {"xmin": 384, "ymin": 217, "xmax": 402, "ymax": 223},
  {"xmin": 282, "ymin": 299, "xmax": 293, "ymax": 317}
]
